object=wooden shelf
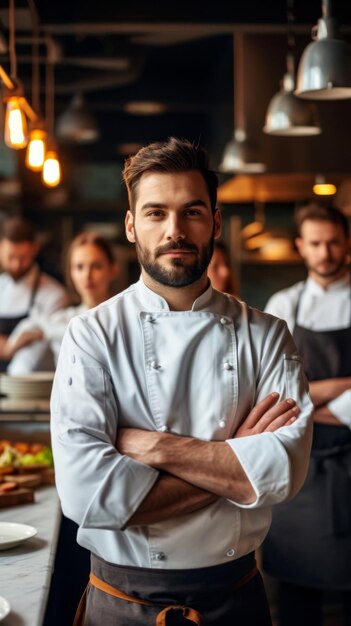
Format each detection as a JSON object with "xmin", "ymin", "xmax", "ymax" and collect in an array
[{"xmin": 218, "ymin": 173, "xmax": 349, "ymax": 204}]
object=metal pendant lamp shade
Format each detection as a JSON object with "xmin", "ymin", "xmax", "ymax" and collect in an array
[
  {"xmin": 220, "ymin": 129, "xmax": 266, "ymax": 174},
  {"xmin": 295, "ymin": 1, "xmax": 351, "ymax": 100},
  {"xmin": 56, "ymin": 93, "xmax": 100, "ymax": 143},
  {"xmin": 264, "ymin": 70, "xmax": 321, "ymax": 136},
  {"xmin": 220, "ymin": 33, "xmax": 266, "ymax": 175}
]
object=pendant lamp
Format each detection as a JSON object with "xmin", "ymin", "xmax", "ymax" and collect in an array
[
  {"xmin": 295, "ymin": 0, "xmax": 351, "ymax": 100},
  {"xmin": 56, "ymin": 93, "xmax": 100, "ymax": 143},
  {"xmin": 264, "ymin": 54, "xmax": 321, "ymax": 136},
  {"xmin": 25, "ymin": 13, "xmax": 47, "ymax": 172},
  {"xmin": 42, "ymin": 38, "xmax": 62, "ymax": 187},
  {"xmin": 220, "ymin": 33, "xmax": 266, "ymax": 175}
]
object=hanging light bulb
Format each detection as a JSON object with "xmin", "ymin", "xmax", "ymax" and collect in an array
[
  {"xmin": 2, "ymin": 2, "xmax": 28, "ymax": 149},
  {"xmin": 42, "ymin": 140, "xmax": 61, "ymax": 187},
  {"xmin": 4, "ymin": 95, "xmax": 28, "ymax": 149},
  {"xmin": 25, "ymin": 7, "xmax": 46, "ymax": 172},
  {"xmin": 25, "ymin": 126, "xmax": 47, "ymax": 171},
  {"xmin": 41, "ymin": 37, "xmax": 62, "ymax": 187}
]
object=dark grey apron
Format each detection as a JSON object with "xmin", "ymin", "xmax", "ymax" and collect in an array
[
  {"xmin": 263, "ymin": 282, "xmax": 351, "ymax": 590},
  {"xmin": 0, "ymin": 268, "xmax": 41, "ymax": 372},
  {"xmin": 75, "ymin": 551, "xmax": 272, "ymax": 626}
]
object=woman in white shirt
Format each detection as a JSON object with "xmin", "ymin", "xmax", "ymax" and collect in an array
[{"xmin": 6, "ymin": 232, "xmax": 119, "ymax": 372}]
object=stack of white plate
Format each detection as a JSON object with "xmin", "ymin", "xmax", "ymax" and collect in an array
[{"xmin": 0, "ymin": 372, "xmax": 54, "ymax": 399}]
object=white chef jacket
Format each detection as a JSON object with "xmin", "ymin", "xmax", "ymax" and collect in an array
[
  {"xmin": 51, "ymin": 277, "xmax": 313, "ymax": 569},
  {"xmin": 1, "ymin": 265, "xmax": 69, "ymax": 375},
  {"xmin": 265, "ymin": 273, "xmax": 351, "ymax": 427},
  {"xmin": 9, "ymin": 303, "xmax": 88, "ymax": 365},
  {"xmin": 0, "ymin": 264, "xmax": 68, "ymax": 319}
]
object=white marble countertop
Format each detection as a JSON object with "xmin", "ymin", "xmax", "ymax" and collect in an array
[{"xmin": 0, "ymin": 486, "xmax": 61, "ymax": 626}]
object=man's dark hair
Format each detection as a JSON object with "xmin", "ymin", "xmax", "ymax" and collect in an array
[
  {"xmin": 294, "ymin": 203, "xmax": 349, "ymax": 237},
  {"xmin": 0, "ymin": 217, "xmax": 36, "ymax": 243},
  {"xmin": 122, "ymin": 137, "xmax": 218, "ymax": 213}
]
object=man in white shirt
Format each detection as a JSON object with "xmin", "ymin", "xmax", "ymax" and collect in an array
[
  {"xmin": 262, "ymin": 203, "xmax": 351, "ymax": 626},
  {"xmin": 0, "ymin": 217, "xmax": 68, "ymax": 372},
  {"xmin": 51, "ymin": 138, "xmax": 313, "ymax": 626}
]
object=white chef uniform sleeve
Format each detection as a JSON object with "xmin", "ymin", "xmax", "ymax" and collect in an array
[
  {"xmin": 226, "ymin": 317, "xmax": 313, "ymax": 509},
  {"xmin": 328, "ymin": 390, "xmax": 351, "ymax": 427},
  {"xmin": 51, "ymin": 316, "xmax": 159, "ymax": 531}
]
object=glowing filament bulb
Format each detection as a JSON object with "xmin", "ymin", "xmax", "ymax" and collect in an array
[
  {"xmin": 42, "ymin": 150, "xmax": 61, "ymax": 187},
  {"xmin": 4, "ymin": 98, "xmax": 28, "ymax": 149},
  {"xmin": 25, "ymin": 129, "xmax": 47, "ymax": 171}
]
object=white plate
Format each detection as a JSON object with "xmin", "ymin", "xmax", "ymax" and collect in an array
[
  {"xmin": 0, "ymin": 522, "xmax": 37, "ymax": 550},
  {"xmin": 0, "ymin": 597, "xmax": 10, "ymax": 621},
  {"xmin": 0, "ymin": 372, "xmax": 54, "ymax": 382}
]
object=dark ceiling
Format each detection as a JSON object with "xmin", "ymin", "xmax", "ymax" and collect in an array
[{"xmin": 1, "ymin": 1, "xmax": 351, "ymax": 181}]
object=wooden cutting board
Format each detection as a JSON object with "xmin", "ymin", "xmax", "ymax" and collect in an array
[
  {"xmin": 17, "ymin": 464, "xmax": 53, "ymax": 475},
  {"xmin": 3, "ymin": 474, "xmax": 42, "ymax": 488},
  {"xmin": 0, "ymin": 488, "xmax": 34, "ymax": 507}
]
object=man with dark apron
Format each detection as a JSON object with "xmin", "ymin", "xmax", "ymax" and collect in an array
[
  {"xmin": 0, "ymin": 217, "xmax": 68, "ymax": 372},
  {"xmin": 51, "ymin": 138, "xmax": 313, "ymax": 626},
  {"xmin": 263, "ymin": 203, "xmax": 351, "ymax": 626},
  {"xmin": 0, "ymin": 268, "xmax": 41, "ymax": 371}
]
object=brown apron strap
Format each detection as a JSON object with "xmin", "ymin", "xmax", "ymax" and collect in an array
[
  {"xmin": 74, "ymin": 564, "xmax": 259, "ymax": 626},
  {"xmin": 155, "ymin": 605, "xmax": 202, "ymax": 625},
  {"xmin": 89, "ymin": 572, "xmax": 202, "ymax": 624}
]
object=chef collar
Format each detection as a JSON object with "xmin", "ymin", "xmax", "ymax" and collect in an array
[
  {"xmin": 306, "ymin": 271, "xmax": 351, "ymax": 295},
  {"xmin": 136, "ymin": 275, "xmax": 215, "ymax": 312}
]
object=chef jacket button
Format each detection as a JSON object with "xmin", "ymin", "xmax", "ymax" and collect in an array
[
  {"xmin": 68, "ymin": 377, "xmax": 73, "ymax": 386},
  {"xmin": 220, "ymin": 317, "xmax": 227, "ymax": 325},
  {"xmin": 226, "ymin": 548, "xmax": 235, "ymax": 557},
  {"xmin": 154, "ymin": 552, "xmax": 166, "ymax": 561},
  {"xmin": 223, "ymin": 362, "xmax": 233, "ymax": 370},
  {"xmin": 145, "ymin": 314, "xmax": 153, "ymax": 322},
  {"xmin": 219, "ymin": 420, "xmax": 226, "ymax": 428},
  {"xmin": 159, "ymin": 425, "xmax": 168, "ymax": 432},
  {"xmin": 71, "ymin": 354, "xmax": 76, "ymax": 364},
  {"xmin": 151, "ymin": 360, "xmax": 159, "ymax": 369}
]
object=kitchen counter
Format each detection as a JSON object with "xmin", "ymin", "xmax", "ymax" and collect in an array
[{"xmin": 0, "ymin": 486, "xmax": 61, "ymax": 626}]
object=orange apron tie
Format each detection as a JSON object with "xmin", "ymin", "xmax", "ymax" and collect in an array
[{"xmin": 73, "ymin": 564, "xmax": 258, "ymax": 626}]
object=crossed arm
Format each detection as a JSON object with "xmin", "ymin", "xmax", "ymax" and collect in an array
[
  {"xmin": 310, "ymin": 377, "xmax": 351, "ymax": 426},
  {"xmin": 117, "ymin": 393, "xmax": 300, "ymax": 526},
  {"xmin": 0, "ymin": 330, "xmax": 43, "ymax": 362}
]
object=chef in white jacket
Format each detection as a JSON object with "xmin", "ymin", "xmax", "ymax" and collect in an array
[
  {"xmin": 263, "ymin": 203, "xmax": 351, "ymax": 626},
  {"xmin": 51, "ymin": 137, "xmax": 313, "ymax": 626},
  {"xmin": 0, "ymin": 217, "xmax": 68, "ymax": 372}
]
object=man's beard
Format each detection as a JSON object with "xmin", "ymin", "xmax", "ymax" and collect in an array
[
  {"xmin": 135, "ymin": 233, "xmax": 215, "ymax": 288},
  {"xmin": 309, "ymin": 256, "xmax": 347, "ymax": 279}
]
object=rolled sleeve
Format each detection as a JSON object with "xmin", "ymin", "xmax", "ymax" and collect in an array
[
  {"xmin": 328, "ymin": 390, "xmax": 351, "ymax": 427},
  {"xmin": 51, "ymin": 317, "xmax": 159, "ymax": 530},
  {"xmin": 226, "ymin": 317, "xmax": 313, "ymax": 508}
]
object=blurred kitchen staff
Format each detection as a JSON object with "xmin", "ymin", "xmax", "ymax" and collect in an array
[
  {"xmin": 51, "ymin": 137, "xmax": 313, "ymax": 626},
  {"xmin": 0, "ymin": 217, "xmax": 68, "ymax": 372},
  {"xmin": 263, "ymin": 203, "xmax": 351, "ymax": 626},
  {"xmin": 6, "ymin": 231, "xmax": 119, "ymax": 370},
  {"xmin": 207, "ymin": 240, "xmax": 238, "ymax": 295}
]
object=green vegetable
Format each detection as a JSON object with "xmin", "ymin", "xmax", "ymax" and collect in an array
[{"xmin": 18, "ymin": 446, "xmax": 54, "ymax": 468}]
